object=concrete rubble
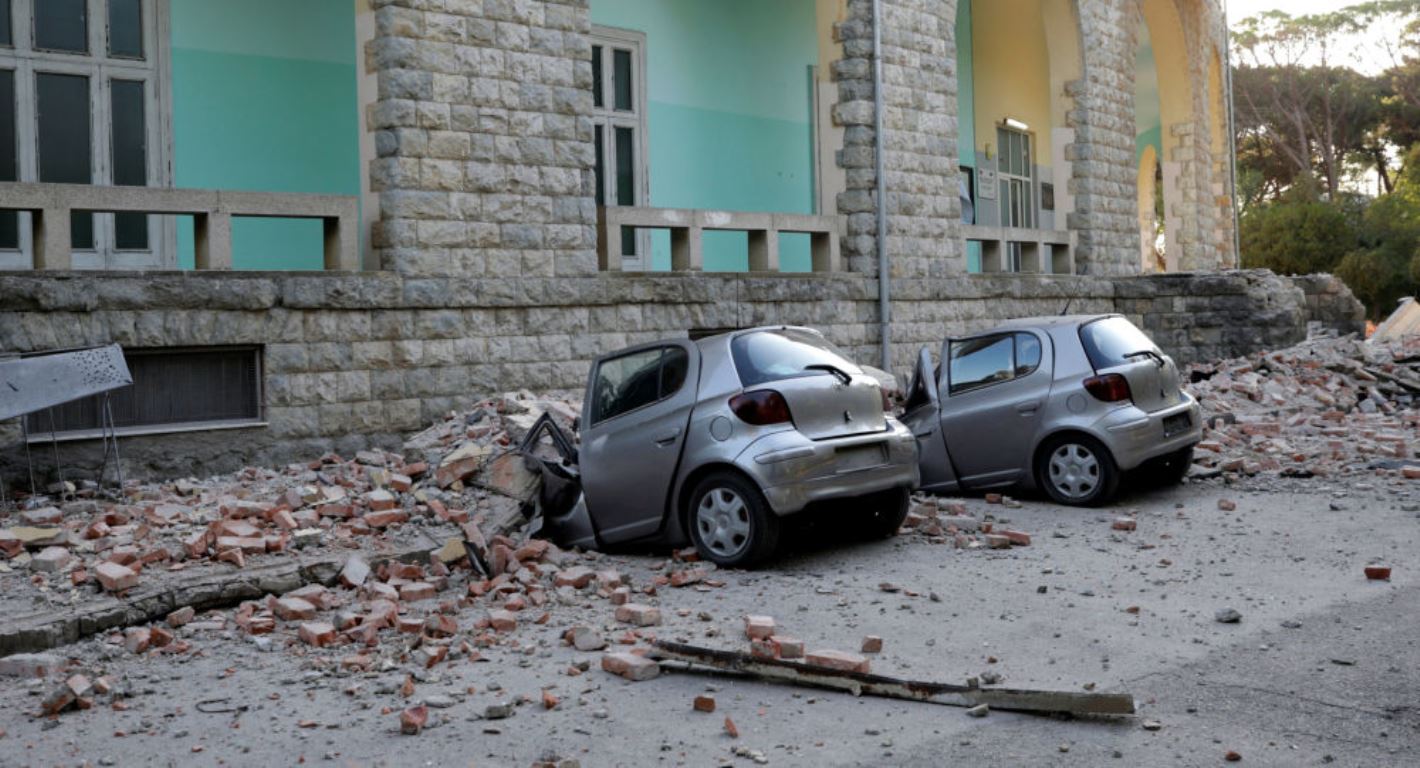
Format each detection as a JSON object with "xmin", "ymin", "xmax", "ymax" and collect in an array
[{"xmin": 1185, "ymin": 334, "xmax": 1420, "ymax": 480}]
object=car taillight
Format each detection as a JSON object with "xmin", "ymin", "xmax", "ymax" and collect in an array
[
  {"xmin": 729, "ymin": 390, "xmax": 793, "ymax": 425},
  {"xmin": 1083, "ymin": 374, "xmax": 1132, "ymax": 403}
]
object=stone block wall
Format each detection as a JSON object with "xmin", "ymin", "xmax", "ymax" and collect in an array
[
  {"xmin": 1287, "ymin": 273, "xmax": 1368, "ymax": 338},
  {"xmin": 0, "ymin": 267, "xmax": 1363, "ymax": 482}
]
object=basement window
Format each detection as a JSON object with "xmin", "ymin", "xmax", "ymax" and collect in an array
[{"xmin": 24, "ymin": 346, "xmax": 264, "ymax": 441}]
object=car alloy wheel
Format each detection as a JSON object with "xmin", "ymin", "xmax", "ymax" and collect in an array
[
  {"xmin": 695, "ymin": 487, "xmax": 752, "ymax": 559},
  {"xmin": 1048, "ymin": 442, "xmax": 1100, "ymax": 501}
]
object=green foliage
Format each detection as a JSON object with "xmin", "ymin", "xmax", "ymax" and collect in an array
[
  {"xmin": 1240, "ymin": 190, "xmax": 1357, "ymax": 275},
  {"xmin": 1336, "ymin": 146, "xmax": 1420, "ymax": 317}
]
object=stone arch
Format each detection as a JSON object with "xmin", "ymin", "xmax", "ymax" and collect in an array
[
  {"xmin": 1138, "ymin": 0, "xmax": 1194, "ymax": 273},
  {"xmin": 1207, "ymin": 43, "xmax": 1236, "ymax": 267}
]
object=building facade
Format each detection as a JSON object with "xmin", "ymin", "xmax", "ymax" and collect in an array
[{"xmin": 0, "ymin": 1, "xmax": 1360, "ymax": 479}]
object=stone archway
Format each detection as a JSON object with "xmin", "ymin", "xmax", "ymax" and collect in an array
[
  {"xmin": 1138, "ymin": 0, "xmax": 1193, "ymax": 273},
  {"xmin": 1138, "ymin": 144, "xmax": 1164, "ymax": 272}
]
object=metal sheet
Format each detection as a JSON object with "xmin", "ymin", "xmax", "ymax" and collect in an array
[{"xmin": 0, "ymin": 345, "xmax": 132, "ymax": 421}]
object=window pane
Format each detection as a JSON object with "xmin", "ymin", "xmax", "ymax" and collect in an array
[
  {"xmin": 591, "ymin": 347, "xmax": 666, "ymax": 424},
  {"xmin": 1016, "ymin": 333, "xmax": 1041, "ymax": 376},
  {"xmin": 593, "ymin": 124, "xmax": 605, "ymax": 207},
  {"xmin": 614, "ymin": 126, "xmax": 633, "ymax": 206},
  {"xmin": 111, "ymin": 79, "xmax": 147, "ymax": 249},
  {"xmin": 591, "ymin": 45, "xmax": 603, "ymax": 109},
  {"xmin": 35, "ymin": 0, "xmax": 88, "ymax": 53},
  {"xmin": 108, "ymin": 0, "xmax": 144, "ymax": 59},
  {"xmin": 950, "ymin": 335, "xmax": 1014, "ymax": 393},
  {"xmin": 0, "ymin": 69, "xmax": 14, "ymax": 249},
  {"xmin": 37, "ymin": 73, "xmax": 93, "ymax": 249},
  {"xmin": 613, "ymin": 49, "xmax": 632, "ymax": 111},
  {"xmin": 659, "ymin": 347, "xmax": 689, "ymax": 398},
  {"xmin": 0, "ymin": 0, "xmax": 12, "ymax": 47}
]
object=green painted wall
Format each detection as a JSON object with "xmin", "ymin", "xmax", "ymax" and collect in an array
[
  {"xmin": 589, "ymin": 0, "xmax": 818, "ymax": 272},
  {"xmin": 169, "ymin": 0, "xmax": 360, "ymax": 270},
  {"xmin": 1135, "ymin": 22, "xmax": 1163, "ymax": 164},
  {"xmin": 956, "ymin": 1, "xmax": 981, "ymax": 272}
]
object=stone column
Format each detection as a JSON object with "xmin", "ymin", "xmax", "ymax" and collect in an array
[
  {"xmin": 1067, "ymin": 0, "xmax": 1141, "ymax": 277},
  {"xmin": 367, "ymin": 0, "xmax": 598, "ymax": 277},
  {"xmin": 836, "ymin": 0, "xmax": 961, "ymax": 279}
]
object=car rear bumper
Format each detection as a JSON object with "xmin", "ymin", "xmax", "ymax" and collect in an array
[
  {"xmin": 1097, "ymin": 396, "xmax": 1202, "ymax": 470},
  {"xmin": 739, "ymin": 418, "xmax": 919, "ymax": 516}
]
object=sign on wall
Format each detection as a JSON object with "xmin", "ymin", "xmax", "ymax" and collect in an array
[{"xmin": 977, "ymin": 168, "xmax": 997, "ymax": 200}]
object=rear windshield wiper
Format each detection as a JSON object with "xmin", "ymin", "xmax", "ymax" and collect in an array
[
  {"xmin": 805, "ymin": 363, "xmax": 853, "ymax": 385},
  {"xmin": 1123, "ymin": 350, "xmax": 1165, "ymax": 367}
]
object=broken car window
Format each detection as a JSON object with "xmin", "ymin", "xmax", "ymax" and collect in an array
[
  {"xmin": 591, "ymin": 347, "xmax": 666, "ymax": 424},
  {"xmin": 731, "ymin": 329, "xmax": 858, "ymax": 388}
]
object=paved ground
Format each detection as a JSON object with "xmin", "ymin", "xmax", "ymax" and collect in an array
[{"xmin": 2, "ymin": 474, "xmax": 1417, "ymax": 767}]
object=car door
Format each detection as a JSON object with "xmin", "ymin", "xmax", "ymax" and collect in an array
[
  {"xmin": 900, "ymin": 347, "xmax": 958, "ymax": 492},
  {"xmin": 579, "ymin": 341, "xmax": 699, "ymax": 544},
  {"xmin": 939, "ymin": 331, "xmax": 1051, "ymax": 487}
]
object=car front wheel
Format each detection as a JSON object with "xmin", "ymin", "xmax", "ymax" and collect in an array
[
  {"xmin": 1036, "ymin": 435, "xmax": 1119, "ymax": 506},
  {"xmin": 688, "ymin": 471, "xmax": 780, "ymax": 568}
]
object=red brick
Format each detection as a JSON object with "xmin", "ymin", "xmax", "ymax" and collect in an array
[
  {"xmin": 167, "ymin": 606, "xmax": 195, "ymax": 628},
  {"xmin": 601, "ymin": 652, "xmax": 659, "ymax": 681},
  {"xmin": 615, "ymin": 603, "xmax": 662, "ymax": 627},
  {"xmin": 670, "ymin": 568, "xmax": 705, "ymax": 587},
  {"xmin": 805, "ymin": 649, "xmax": 870, "ymax": 674},
  {"xmin": 1112, "ymin": 517, "xmax": 1137, "ymax": 531},
  {"xmin": 364, "ymin": 489, "xmax": 397, "ymax": 511},
  {"xmin": 424, "ymin": 615, "xmax": 458, "ymax": 638},
  {"xmin": 298, "ymin": 622, "xmax": 336, "ymax": 647},
  {"xmin": 124, "ymin": 628, "xmax": 151, "ymax": 654},
  {"xmin": 693, "ymin": 695, "xmax": 716, "ymax": 713},
  {"xmin": 1217, "ymin": 499, "xmax": 1238, "ymax": 511},
  {"xmin": 982, "ymin": 534, "xmax": 1011, "ymax": 549},
  {"xmin": 94, "ymin": 562, "xmax": 138, "ymax": 593},
  {"xmin": 1001, "ymin": 530, "xmax": 1031, "ymax": 547},
  {"xmin": 1365, "ymin": 565, "xmax": 1392, "ymax": 580},
  {"xmin": 771, "ymin": 635, "xmax": 804, "ymax": 659},
  {"xmin": 1402, "ymin": 466, "xmax": 1420, "ymax": 480},
  {"xmin": 984, "ymin": 493, "xmax": 1003, "ymax": 504},
  {"xmin": 364, "ymin": 510, "xmax": 409, "ymax": 528},
  {"xmin": 724, "ymin": 716, "xmax": 739, "ymax": 738},
  {"xmin": 399, "ymin": 582, "xmax": 437, "ymax": 602},
  {"xmin": 400, "ymin": 704, "xmax": 428, "ymax": 735},
  {"xmin": 554, "ymin": 566, "xmax": 595, "ymax": 588},
  {"xmin": 750, "ymin": 639, "xmax": 777, "ymax": 659},
  {"xmin": 397, "ymin": 617, "xmax": 425, "ymax": 634},
  {"xmin": 339, "ymin": 555, "xmax": 371, "ymax": 588},
  {"xmin": 271, "ymin": 509, "xmax": 298, "ymax": 531},
  {"xmin": 610, "ymin": 586, "xmax": 632, "ymax": 605},
  {"xmin": 744, "ymin": 615, "xmax": 775, "ymax": 640},
  {"xmin": 861, "ymin": 635, "xmax": 883, "ymax": 654},
  {"xmin": 214, "ymin": 536, "xmax": 265, "ymax": 554},
  {"xmin": 149, "ymin": 627, "xmax": 174, "ymax": 648},
  {"xmin": 486, "ymin": 609, "xmax": 517, "ymax": 632},
  {"xmin": 272, "ymin": 597, "xmax": 317, "ymax": 622},
  {"xmin": 388, "ymin": 562, "xmax": 425, "ymax": 580}
]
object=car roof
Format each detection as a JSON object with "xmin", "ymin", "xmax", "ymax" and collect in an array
[{"xmin": 692, "ymin": 325, "xmax": 823, "ymax": 350}]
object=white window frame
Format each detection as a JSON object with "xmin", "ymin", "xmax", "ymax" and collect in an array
[
  {"xmin": 996, "ymin": 125, "xmax": 1036, "ymax": 231},
  {"xmin": 0, "ymin": 0, "xmax": 173, "ymax": 270},
  {"xmin": 590, "ymin": 25, "xmax": 650, "ymax": 271}
]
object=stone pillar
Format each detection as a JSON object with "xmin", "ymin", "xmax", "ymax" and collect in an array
[
  {"xmin": 836, "ymin": 0, "xmax": 961, "ymax": 279},
  {"xmin": 367, "ymin": 0, "xmax": 598, "ymax": 277},
  {"xmin": 1067, "ymin": 0, "xmax": 1140, "ymax": 277}
]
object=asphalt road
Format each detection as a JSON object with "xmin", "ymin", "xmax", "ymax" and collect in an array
[{"xmin": 1, "ymin": 475, "xmax": 1416, "ymax": 767}]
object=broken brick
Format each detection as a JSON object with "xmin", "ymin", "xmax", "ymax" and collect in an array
[
  {"xmin": 486, "ymin": 609, "xmax": 517, "ymax": 632},
  {"xmin": 693, "ymin": 695, "xmax": 716, "ymax": 713},
  {"xmin": 400, "ymin": 704, "xmax": 428, "ymax": 735},
  {"xmin": 272, "ymin": 597, "xmax": 318, "ymax": 622},
  {"xmin": 601, "ymin": 652, "xmax": 659, "ymax": 681},
  {"xmin": 554, "ymin": 566, "xmax": 595, "ymax": 589},
  {"xmin": 400, "ymin": 582, "xmax": 437, "ymax": 602},
  {"xmin": 298, "ymin": 622, "xmax": 336, "ymax": 647},
  {"xmin": 771, "ymin": 636, "xmax": 804, "ymax": 660},
  {"xmin": 94, "ymin": 561, "xmax": 138, "ymax": 593},
  {"xmin": 167, "ymin": 606, "xmax": 196, "ymax": 628},
  {"xmin": 805, "ymin": 649, "xmax": 870, "ymax": 674},
  {"xmin": 1112, "ymin": 517, "xmax": 1137, "ymax": 531},
  {"xmin": 339, "ymin": 555, "xmax": 371, "ymax": 588},
  {"xmin": 615, "ymin": 603, "xmax": 662, "ymax": 627},
  {"xmin": 861, "ymin": 636, "xmax": 884, "ymax": 654},
  {"xmin": 744, "ymin": 615, "xmax": 775, "ymax": 640}
]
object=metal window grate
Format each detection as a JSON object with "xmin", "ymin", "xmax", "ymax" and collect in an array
[{"xmin": 24, "ymin": 346, "xmax": 262, "ymax": 437}]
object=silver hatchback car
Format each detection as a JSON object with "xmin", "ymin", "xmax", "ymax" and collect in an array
[
  {"xmin": 558, "ymin": 327, "xmax": 919, "ymax": 567},
  {"xmin": 901, "ymin": 315, "xmax": 1202, "ymax": 506}
]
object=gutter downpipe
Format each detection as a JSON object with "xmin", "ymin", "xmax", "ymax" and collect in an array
[
  {"xmin": 873, "ymin": 0, "xmax": 891, "ymax": 370},
  {"xmin": 1223, "ymin": 0, "xmax": 1242, "ymax": 268}
]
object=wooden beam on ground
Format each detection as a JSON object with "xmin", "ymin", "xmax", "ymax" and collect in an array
[{"xmin": 650, "ymin": 640, "xmax": 1136, "ymax": 718}]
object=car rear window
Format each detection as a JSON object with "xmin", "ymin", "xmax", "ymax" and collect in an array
[
  {"xmin": 731, "ymin": 329, "xmax": 858, "ymax": 388},
  {"xmin": 1080, "ymin": 317, "xmax": 1158, "ymax": 369}
]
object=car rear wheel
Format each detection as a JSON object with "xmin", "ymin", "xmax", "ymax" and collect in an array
[
  {"xmin": 1037, "ymin": 435, "xmax": 1119, "ymax": 506},
  {"xmin": 859, "ymin": 487, "xmax": 911, "ymax": 539},
  {"xmin": 688, "ymin": 471, "xmax": 780, "ymax": 569}
]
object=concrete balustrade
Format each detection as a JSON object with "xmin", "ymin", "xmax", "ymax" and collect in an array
[
  {"xmin": 0, "ymin": 183, "xmax": 360, "ymax": 271},
  {"xmin": 963, "ymin": 224, "xmax": 1076, "ymax": 275},
  {"xmin": 598, "ymin": 206, "xmax": 842, "ymax": 273}
]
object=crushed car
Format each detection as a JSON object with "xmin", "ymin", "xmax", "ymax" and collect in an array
[
  {"xmin": 540, "ymin": 326, "xmax": 919, "ymax": 567},
  {"xmin": 901, "ymin": 314, "xmax": 1202, "ymax": 505}
]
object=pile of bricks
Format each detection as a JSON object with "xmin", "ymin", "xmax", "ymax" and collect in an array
[
  {"xmin": 1187, "ymin": 334, "xmax": 1420, "ymax": 479},
  {"xmin": 902, "ymin": 496, "xmax": 1032, "ymax": 550}
]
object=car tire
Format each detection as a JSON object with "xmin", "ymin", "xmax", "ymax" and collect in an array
[
  {"xmin": 1036, "ymin": 434, "xmax": 1119, "ymax": 506},
  {"xmin": 687, "ymin": 471, "xmax": 780, "ymax": 569},
  {"xmin": 1146, "ymin": 446, "xmax": 1194, "ymax": 487},
  {"xmin": 859, "ymin": 487, "xmax": 911, "ymax": 539}
]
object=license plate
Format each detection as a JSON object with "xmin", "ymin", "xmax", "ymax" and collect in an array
[
  {"xmin": 1162, "ymin": 412, "xmax": 1191, "ymax": 437},
  {"xmin": 835, "ymin": 443, "xmax": 887, "ymax": 472}
]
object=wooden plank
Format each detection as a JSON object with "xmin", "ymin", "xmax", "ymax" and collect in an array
[{"xmin": 650, "ymin": 640, "xmax": 1136, "ymax": 717}]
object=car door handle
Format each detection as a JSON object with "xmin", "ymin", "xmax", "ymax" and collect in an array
[
  {"xmin": 653, "ymin": 428, "xmax": 683, "ymax": 446},
  {"xmin": 1015, "ymin": 400, "xmax": 1041, "ymax": 415}
]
